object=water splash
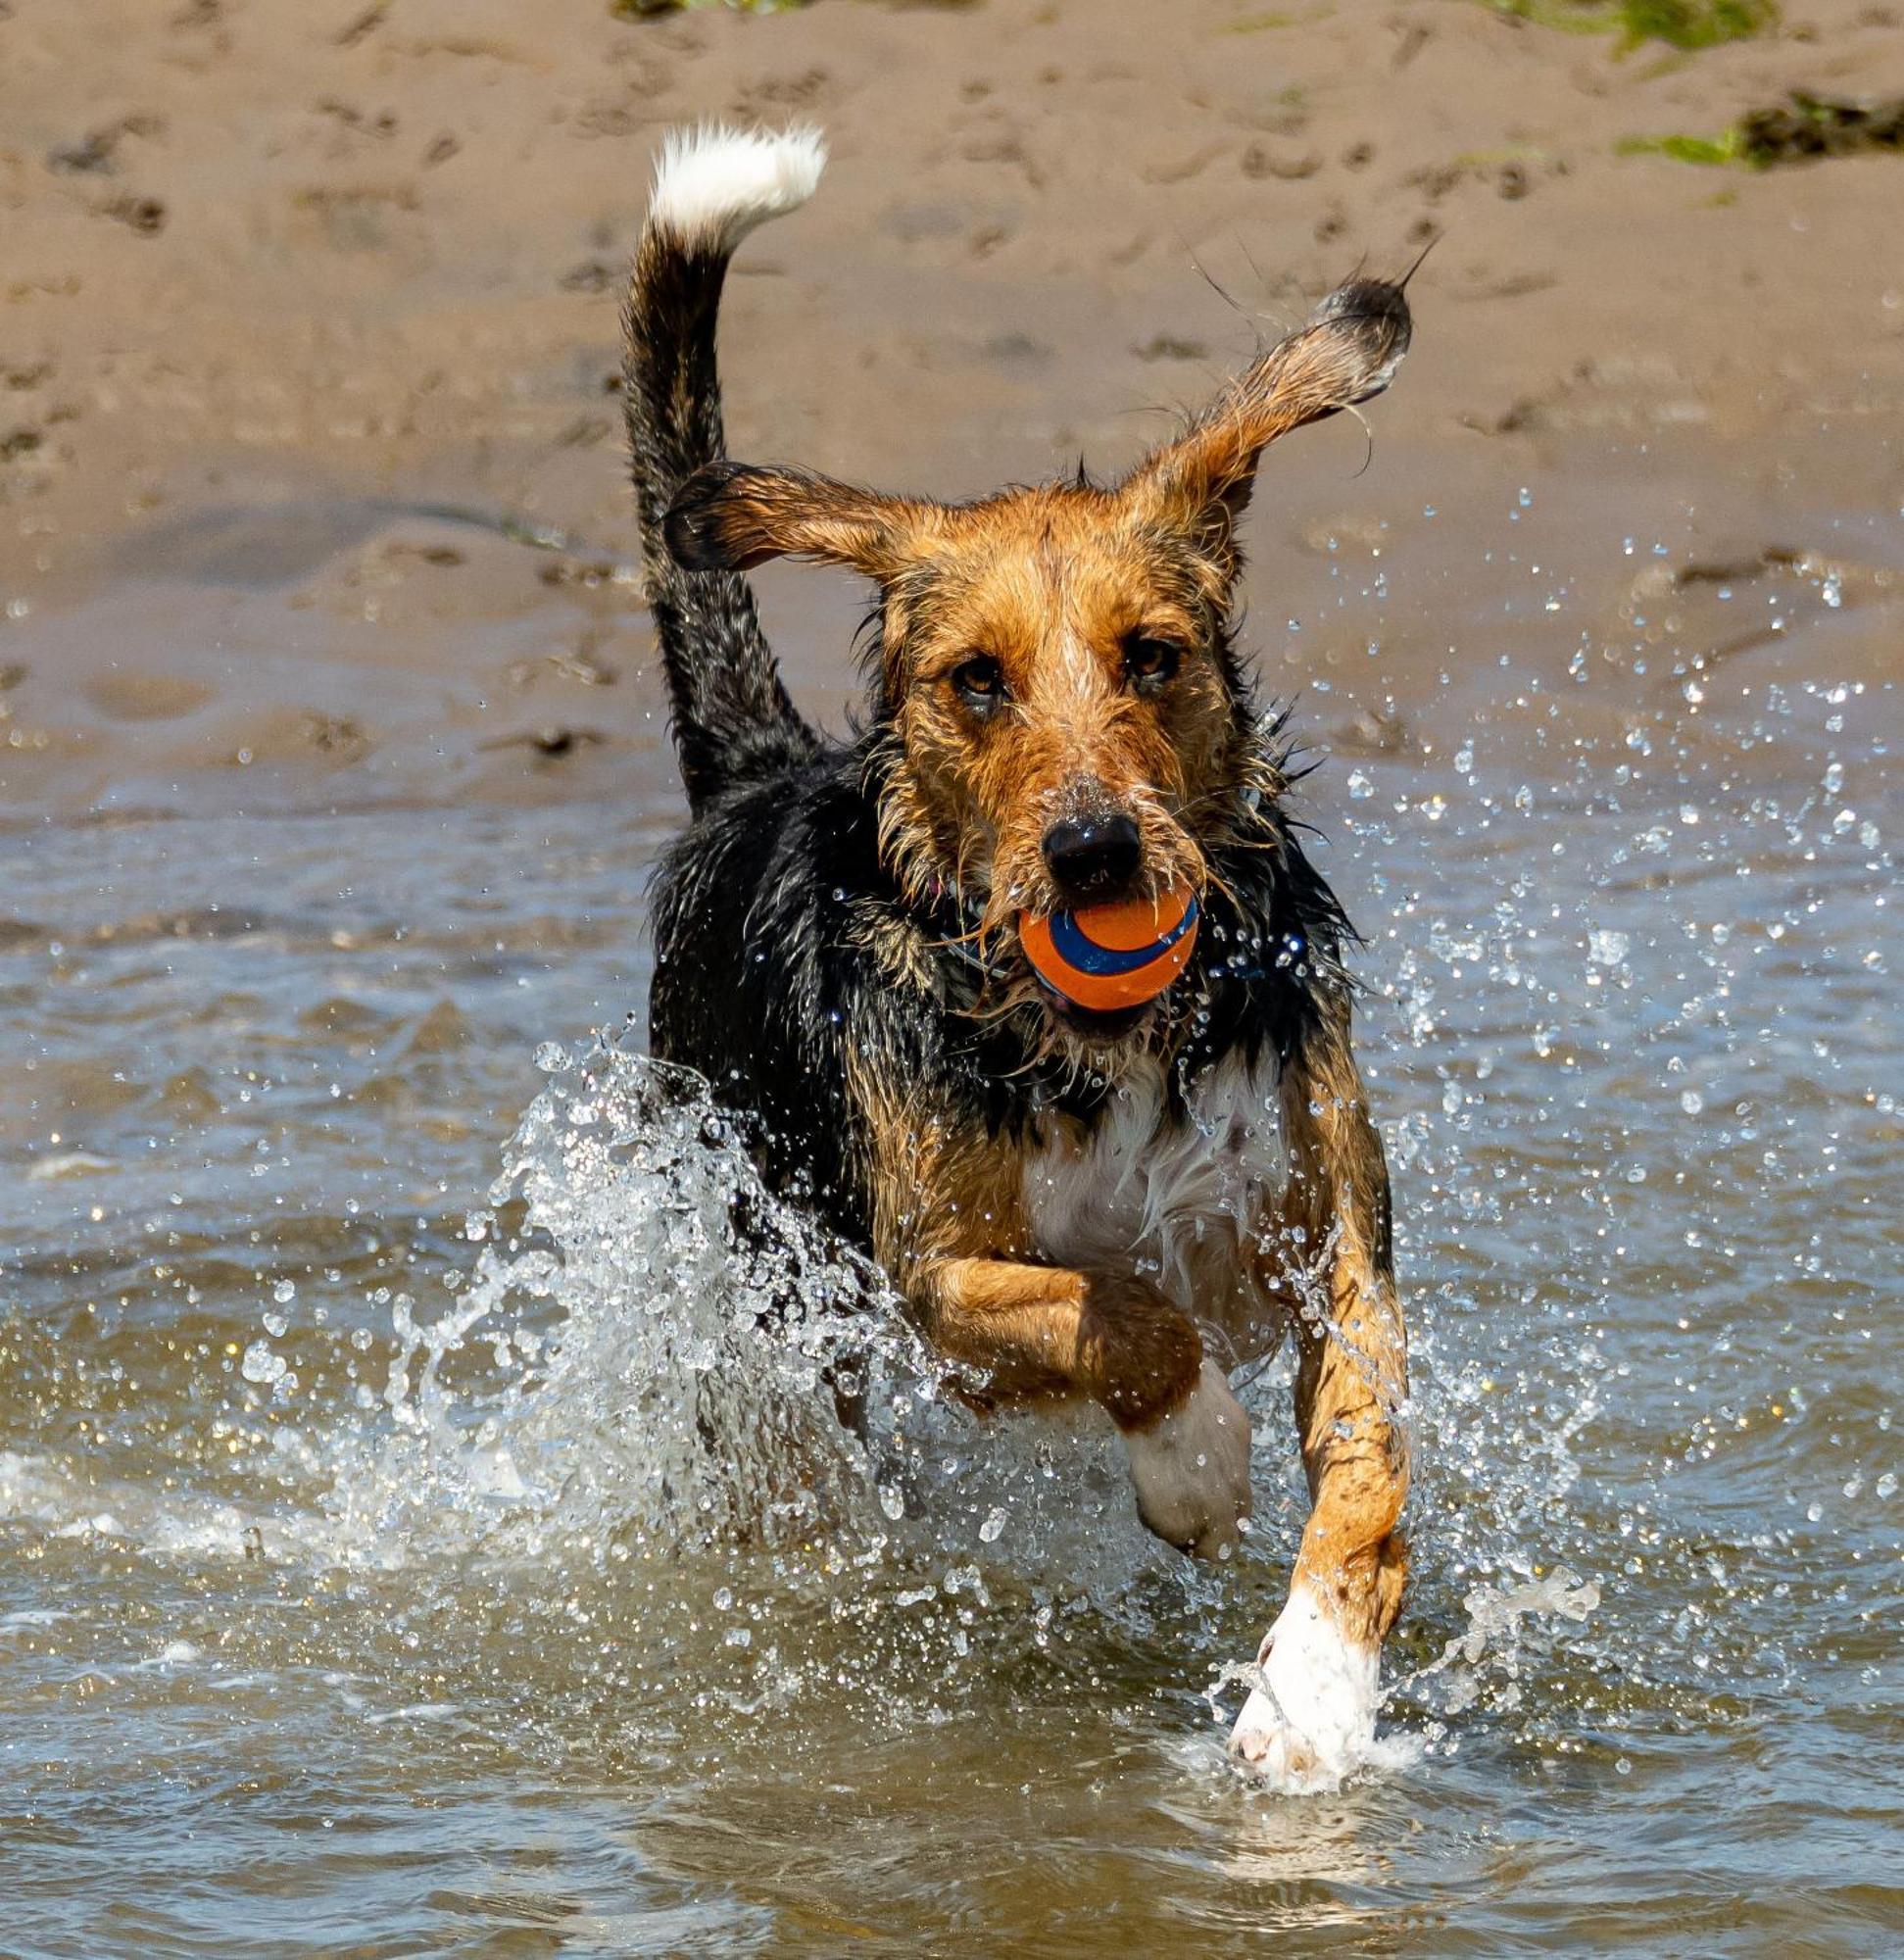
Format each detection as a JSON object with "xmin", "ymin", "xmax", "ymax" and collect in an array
[
  {"xmin": 1406, "ymin": 1567, "xmax": 1602, "ymax": 1718},
  {"xmin": 306, "ymin": 1035, "xmax": 1179, "ymax": 1611},
  {"xmin": 314, "ymin": 1040, "xmax": 912, "ymax": 1564}
]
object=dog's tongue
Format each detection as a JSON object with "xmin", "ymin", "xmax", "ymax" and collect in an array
[{"xmin": 1018, "ymin": 885, "xmax": 1199, "ymax": 1012}]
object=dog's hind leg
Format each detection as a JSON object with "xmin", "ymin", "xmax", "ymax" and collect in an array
[{"xmin": 1231, "ymin": 1004, "xmax": 1410, "ymax": 1787}]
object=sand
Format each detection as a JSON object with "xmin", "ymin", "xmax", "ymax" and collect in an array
[{"xmin": 1, "ymin": 0, "xmax": 1899, "ymax": 821}]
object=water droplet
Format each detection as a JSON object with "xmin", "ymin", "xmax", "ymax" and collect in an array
[{"xmin": 240, "ymin": 1341, "xmax": 286, "ymax": 1386}]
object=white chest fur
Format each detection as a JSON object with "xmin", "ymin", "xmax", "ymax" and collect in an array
[{"xmin": 1021, "ymin": 1054, "xmax": 1288, "ymax": 1335}]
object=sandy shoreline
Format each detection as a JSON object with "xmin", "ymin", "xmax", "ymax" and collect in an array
[{"xmin": 1, "ymin": 0, "xmax": 1899, "ymax": 821}]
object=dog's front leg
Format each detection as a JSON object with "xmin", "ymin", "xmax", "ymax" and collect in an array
[
  {"xmin": 917, "ymin": 1256, "xmax": 1252, "ymax": 1559},
  {"xmin": 1229, "ymin": 1274, "xmax": 1408, "ymax": 1784},
  {"xmin": 1231, "ymin": 1022, "xmax": 1409, "ymax": 1786}
]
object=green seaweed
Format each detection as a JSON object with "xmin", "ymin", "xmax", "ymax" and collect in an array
[
  {"xmin": 1620, "ymin": 93, "xmax": 1904, "ymax": 169},
  {"xmin": 1615, "ymin": 129, "xmax": 1743, "ymax": 165},
  {"xmin": 1613, "ymin": 0, "xmax": 1776, "ymax": 48},
  {"xmin": 1736, "ymin": 90, "xmax": 1904, "ymax": 164},
  {"xmin": 1485, "ymin": 0, "xmax": 1776, "ymax": 49}
]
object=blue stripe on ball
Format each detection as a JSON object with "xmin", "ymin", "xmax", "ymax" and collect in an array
[{"xmin": 1045, "ymin": 896, "xmax": 1199, "ymax": 978}]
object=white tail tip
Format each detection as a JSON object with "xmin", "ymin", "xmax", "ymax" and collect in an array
[{"xmin": 647, "ymin": 123, "xmax": 826, "ymax": 255}]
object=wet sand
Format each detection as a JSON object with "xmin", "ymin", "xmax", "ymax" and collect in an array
[{"xmin": 2, "ymin": 0, "xmax": 1900, "ymax": 819}]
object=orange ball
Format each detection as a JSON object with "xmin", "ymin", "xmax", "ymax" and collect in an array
[{"xmin": 1020, "ymin": 885, "xmax": 1199, "ymax": 1011}]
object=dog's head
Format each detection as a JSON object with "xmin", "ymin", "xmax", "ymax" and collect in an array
[{"xmin": 666, "ymin": 280, "xmax": 1409, "ymax": 1045}]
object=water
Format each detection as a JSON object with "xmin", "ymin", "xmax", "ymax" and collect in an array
[{"xmin": 2, "ymin": 469, "xmax": 1899, "ymax": 1955}]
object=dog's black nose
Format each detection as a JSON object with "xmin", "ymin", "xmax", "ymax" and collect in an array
[{"xmin": 1042, "ymin": 813, "xmax": 1142, "ymax": 902}]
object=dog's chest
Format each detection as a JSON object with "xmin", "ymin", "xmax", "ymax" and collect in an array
[{"xmin": 1021, "ymin": 1055, "xmax": 1288, "ymax": 1324}]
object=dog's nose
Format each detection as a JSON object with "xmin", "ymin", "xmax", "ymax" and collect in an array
[{"xmin": 1042, "ymin": 812, "xmax": 1142, "ymax": 902}]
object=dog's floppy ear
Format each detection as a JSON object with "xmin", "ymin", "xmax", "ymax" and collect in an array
[
  {"xmin": 1128, "ymin": 279, "xmax": 1411, "ymax": 529},
  {"xmin": 665, "ymin": 461, "xmax": 924, "ymax": 578}
]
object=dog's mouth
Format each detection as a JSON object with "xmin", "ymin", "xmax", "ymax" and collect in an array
[
  {"xmin": 1017, "ymin": 885, "xmax": 1199, "ymax": 1013},
  {"xmin": 1048, "ymin": 997, "xmax": 1153, "ymax": 1043},
  {"xmin": 929, "ymin": 869, "xmax": 1201, "ymax": 1052}
]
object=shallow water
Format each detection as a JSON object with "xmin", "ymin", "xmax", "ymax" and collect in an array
[{"xmin": 3, "ymin": 466, "xmax": 1900, "ymax": 1956}]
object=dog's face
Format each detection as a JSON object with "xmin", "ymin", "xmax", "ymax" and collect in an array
[
  {"xmin": 868, "ymin": 483, "xmax": 1245, "ymax": 930},
  {"xmin": 666, "ymin": 281, "xmax": 1409, "ymax": 1036}
]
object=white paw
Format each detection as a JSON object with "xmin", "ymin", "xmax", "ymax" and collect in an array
[
  {"xmin": 1121, "ymin": 1357, "xmax": 1251, "ymax": 1560},
  {"xmin": 1228, "ymin": 1584, "xmax": 1379, "ymax": 1792}
]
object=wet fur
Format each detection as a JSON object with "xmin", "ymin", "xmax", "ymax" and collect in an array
[{"xmin": 626, "ymin": 125, "xmax": 1414, "ymax": 1779}]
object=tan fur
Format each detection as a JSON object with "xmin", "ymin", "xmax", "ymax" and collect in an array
[
  {"xmin": 1265, "ymin": 1003, "xmax": 1410, "ymax": 1647},
  {"xmin": 852, "ymin": 1061, "xmax": 1205, "ymax": 1428},
  {"xmin": 876, "ymin": 490, "xmax": 1238, "ymax": 944},
  {"xmin": 673, "ymin": 289, "xmax": 1406, "ymax": 973},
  {"xmin": 1130, "ymin": 296, "xmax": 1409, "ymax": 532}
]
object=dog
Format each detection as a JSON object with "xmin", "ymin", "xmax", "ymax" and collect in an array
[{"xmin": 623, "ymin": 125, "xmax": 1410, "ymax": 1786}]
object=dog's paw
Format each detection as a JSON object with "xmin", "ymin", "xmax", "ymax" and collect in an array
[
  {"xmin": 1228, "ymin": 1585, "xmax": 1380, "ymax": 1792},
  {"xmin": 1121, "ymin": 1357, "xmax": 1251, "ymax": 1560}
]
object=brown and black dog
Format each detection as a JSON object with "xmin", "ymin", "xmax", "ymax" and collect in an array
[{"xmin": 624, "ymin": 126, "xmax": 1410, "ymax": 1785}]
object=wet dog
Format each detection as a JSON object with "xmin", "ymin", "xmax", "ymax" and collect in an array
[{"xmin": 624, "ymin": 125, "xmax": 1410, "ymax": 1786}]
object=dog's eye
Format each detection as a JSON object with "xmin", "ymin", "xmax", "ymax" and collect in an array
[
  {"xmin": 1124, "ymin": 635, "xmax": 1183, "ymax": 690},
  {"xmin": 951, "ymin": 655, "xmax": 1007, "ymax": 712}
]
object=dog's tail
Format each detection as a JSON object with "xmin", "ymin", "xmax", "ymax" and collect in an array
[{"xmin": 623, "ymin": 124, "xmax": 825, "ymax": 808}]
